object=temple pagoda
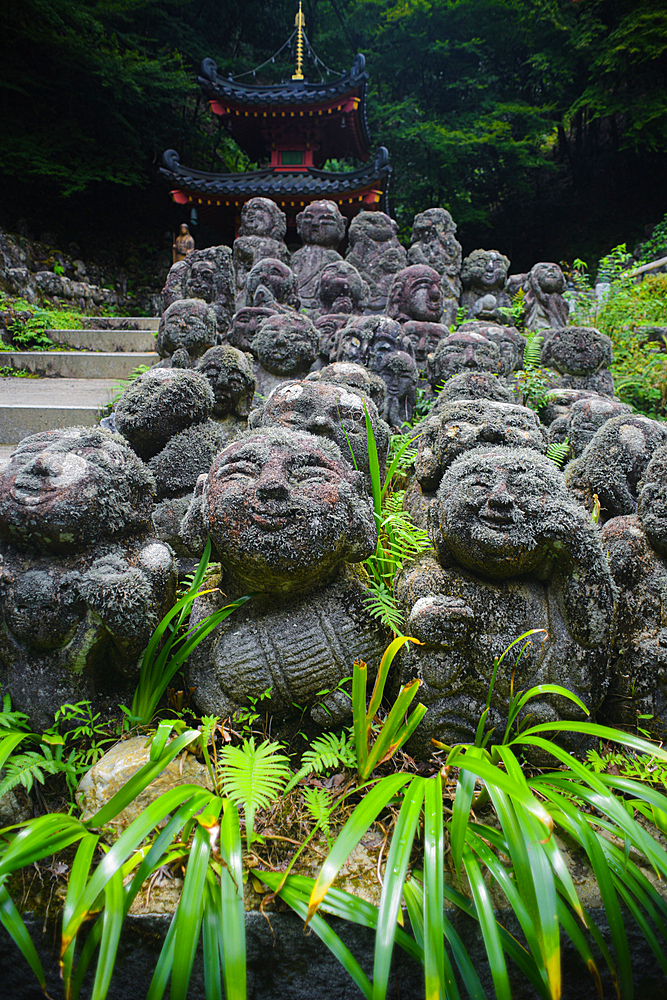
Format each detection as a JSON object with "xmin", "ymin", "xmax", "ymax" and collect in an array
[{"xmin": 159, "ymin": 4, "xmax": 391, "ymax": 246}]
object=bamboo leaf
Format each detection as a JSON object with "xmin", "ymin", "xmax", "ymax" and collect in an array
[
  {"xmin": 90, "ymin": 864, "xmax": 124, "ymax": 1000},
  {"xmin": 219, "ymin": 800, "xmax": 246, "ymax": 1000}
]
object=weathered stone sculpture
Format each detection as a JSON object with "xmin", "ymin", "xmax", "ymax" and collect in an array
[
  {"xmin": 365, "ymin": 317, "xmax": 412, "ymax": 374},
  {"xmin": 415, "ymin": 398, "xmax": 548, "ymax": 493},
  {"xmin": 345, "ymin": 211, "xmax": 407, "ymax": 313},
  {"xmin": 408, "ymin": 208, "xmax": 462, "ymax": 326},
  {"xmin": 162, "ymin": 246, "xmax": 235, "ymax": 337},
  {"xmin": 232, "ymin": 198, "xmax": 290, "ymax": 309},
  {"xmin": 431, "ymin": 371, "xmax": 513, "ymax": 406},
  {"xmin": 396, "ymin": 447, "xmax": 615, "ymax": 754},
  {"xmin": 114, "ymin": 368, "xmax": 214, "ymax": 460},
  {"xmin": 196, "ymin": 345, "xmax": 256, "ymax": 420},
  {"xmin": 402, "ymin": 322, "xmax": 447, "ymax": 376},
  {"xmin": 541, "ymin": 326, "xmax": 614, "ymax": 396},
  {"xmin": 550, "ymin": 395, "xmax": 633, "ymax": 458},
  {"xmin": 0, "ymin": 428, "xmax": 176, "ymax": 727},
  {"xmin": 427, "ymin": 331, "xmax": 503, "ymax": 391},
  {"xmin": 459, "ymin": 320, "xmax": 525, "ymax": 376},
  {"xmin": 306, "ymin": 361, "xmax": 387, "ymax": 413},
  {"xmin": 386, "ymin": 265, "xmax": 444, "ymax": 324},
  {"xmin": 245, "ymin": 258, "xmax": 300, "ymax": 311},
  {"xmin": 315, "ymin": 260, "xmax": 368, "ymax": 317},
  {"xmin": 173, "ymin": 223, "xmax": 195, "ymax": 262},
  {"xmin": 377, "ymin": 351, "xmax": 418, "ymax": 431},
  {"xmin": 523, "ymin": 262, "xmax": 569, "ymax": 331},
  {"xmin": 601, "ymin": 447, "xmax": 667, "ymax": 736},
  {"xmin": 181, "ymin": 429, "xmax": 386, "ymax": 724},
  {"xmin": 251, "ymin": 313, "xmax": 319, "ymax": 398},
  {"xmin": 227, "ymin": 306, "xmax": 275, "ymax": 352},
  {"xmin": 157, "ymin": 299, "xmax": 217, "ymax": 364},
  {"xmin": 248, "ymin": 378, "xmax": 389, "ymax": 479},
  {"xmin": 565, "ymin": 414, "xmax": 667, "ymax": 521},
  {"xmin": 291, "ymin": 200, "xmax": 347, "ymax": 311},
  {"xmin": 460, "ymin": 250, "xmax": 511, "ymax": 321}
]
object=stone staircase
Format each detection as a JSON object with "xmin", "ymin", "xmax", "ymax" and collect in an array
[{"xmin": 0, "ymin": 318, "xmax": 160, "ymax": 469}]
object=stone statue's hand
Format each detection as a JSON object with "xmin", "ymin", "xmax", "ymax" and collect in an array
[
  {"xmin": 408, "ymin": 594, "xmax": 475, "ymax": 646},
  {"xmin": 79, "ymin": 555, "xmax": 152, "ymax": 637},
  {"xmin": 537, "ymin": 503, "xmax": 591, "ymax": 565}
]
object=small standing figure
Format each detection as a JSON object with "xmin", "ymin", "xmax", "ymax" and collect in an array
[
  {"xmin": 460, "ymin": 249, "xmax": 511, "ymax": 321},
  {"xmin": 232, "ymin": 199, "xmax": 290, "ymax": 309},
  {"xmin": 523, "ymin": 262, "xmax": 570, "ymax": 331},
  {"xmin": 291, "ymin": 200, "xmax": 347, "ymax": 312},
  {"xmin": 378, "ymin": 351, "xmax": 419, "ymax": 431},
  {"xmin": 541, "ymin": 325, "xmax": 614, "ymax": 396},
  {"xmin": 408, "ymin": 208, "xmax": 462, "ymax": 327},
  {"xmin": 345, "ymin": 211, "xmax": 408, "ymax": 313},
  {"xmin": 173, "ymin": 223, "xmax": 195, "ymax": 263}
]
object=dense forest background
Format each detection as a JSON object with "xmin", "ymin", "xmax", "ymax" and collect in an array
[{"xmin": 2, "ymin": 0, "xmax": 667, "ymax": 276}]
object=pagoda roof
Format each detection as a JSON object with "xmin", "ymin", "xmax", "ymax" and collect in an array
[
  {"xmin": 198, "ymin": 53, "xmax": 371, "ymax": 163},
  {"xmin": 160, "ymin": 147, "xmax": 390, "ymax": 215}
]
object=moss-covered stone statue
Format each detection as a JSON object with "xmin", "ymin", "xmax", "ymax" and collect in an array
[
  {"xmin": 0, "ymin": 428, "xmax": 176, "ymax": 727},
  {"xmin": 157, "ymin": 299, "xmax": 218, "ymax": 365},
  {"xmin": 180, "ymin": 429, "xmax": 387, "ymax": 725},
  {"xmin": 396, "ymin": 447, "xmax": 615, "ymax": 755},
  {"xmin": 540, "ymin": 326, "xmax": 614, "ymax": 396}
]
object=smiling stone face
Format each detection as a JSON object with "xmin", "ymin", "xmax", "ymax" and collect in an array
[
  {"xmin": 567, "ymin": 396, "xmax": 632, "ymax": 456},
  {"xmin": 386, "ymin": 264, "xmax": 443, "ymax": 323},
  {"xmin": 297, "ymin": 200, "xmax": 346, "ymax": 248},
  {"xmin": 246, "ymin": 258, "xmax": 299, "ymax": 309},
  {"xmin": 252, "ymin": 313, "xmax": 319, "ymax": 375},
  {"xmin": 428, "ymin": 332, "xmax": 503, "ymax": 388},
  {"xmin": 202, "ymin": 430, "xmax": 376, "ymax": 592},
  {"xmin": 638, "ymin": 446, "xmax": 667, "ymax": 557},
  {"xmin": 239, "ymin": 198, "xmax": 286, "ymax": 240},
  {"xmin": 0, "ymin": 427, "xmax": 154, "ymax": 551},
  {"xmin": 157, "ymin": 299, "xmax": 217, "ymax": 360},
  {"xmin": 434, "ymin": 448, "xmax": 567, "ymax": 578}
]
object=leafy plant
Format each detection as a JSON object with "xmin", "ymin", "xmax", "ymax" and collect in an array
[
  {"xmin": 353, "ymin": 635, "xmax": 426, "ymax": 783},
  {"xmin": 285, "ymin": 731, "xmax": 356, "ymax": 792},
  {"xmin": 301, "ymin": 787, "xmax": 336, "ymax": 848},
  {"xmin": 638, "ymin": 212, "xmax": 667, "ymax": 264},
  {"xmin": 216, "ymin": 737, "xmax": 291, "ymax": 851},
  {"xmin": 545, "ymin": 439, "xmax": 570, "ymax": 468}
]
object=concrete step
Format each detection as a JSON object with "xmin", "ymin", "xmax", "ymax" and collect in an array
[
  {"xmin": 46, "ymin": 329, "xmax": 158, "ymax": 352},
  {"xmin": 2, "ymin": 352, "xmax": 157, "ymax": 379},
  {"xmin": 0, "ymin": 377, "xmax": 117, "ymax": 445},
  {"xmin": 78, "ymin": 317, "xmax": 160, "ymax": 331}
]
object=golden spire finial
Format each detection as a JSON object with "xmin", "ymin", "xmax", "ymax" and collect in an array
[{"xmin": 292, "ymin": 1, "xmax": 306, "ymax": 81}]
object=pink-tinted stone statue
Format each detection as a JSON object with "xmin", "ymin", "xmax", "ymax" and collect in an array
[
  {"xmin": 227, "ymin": 306, "xmax": 276, "ymax": 352},
  {"xmin": 232, "ymin": 198, "xmax": 290, "ymax": 309},
  {"xmin": 523, "ymin": 262, "xmax": 569, "ymax": 331},
  {"xmin": 162, "ymin": 246, "xmax": 234, "ymax": 337},
  {"xmin": 345, "ymin": 211, "xmax": 408, "ymax": 313},
  {"xmin": 0, "ymin": 428, "xmax": 176, "ymax": 727},
  {"xmin": 291, "ymin": 200, "xmax": 347, "ymax": 312},
  {"xmin": 459, "ymin": 320, "xmax": 525, "ymax": 376},
  {"xmin": 460, "ymin": 249, "xmax": 511, "ymax": 321},
  {"xmin": 245, "ymin": 258, "xmax": 300, "ymax": 311},
  {"xmin": 402, "ymin": 321, "xmax": 447, "ymax": 376},
  {"xmin": 408, "ymin": 208, "xmax": 462, "ymax": 325},
  {"xmin": 386, "ymin": 264, "xmax": 444, "ymax": 324},
  {"xmin": 315, "ymin": 259, "xmax": 368, "ymax": 317}
]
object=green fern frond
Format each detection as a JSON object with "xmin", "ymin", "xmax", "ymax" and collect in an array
[
  {"xmin": 546, "ymin": 439, "xmax": 571, "ymax": 468},
  {"xmin": 285, "ymin": 732, "xmax": 355, "ymax": 792},
  {"xmin": 301, "ymin": 787, "xmax": 335, "ymax": 847},
  {"xmin": 0, "ymin": 694, "xmax": 31, "ymax": 732},
  {"xmin": 523, "ymin": 333, "xmax": 543, "ymax": 369},
  {"xmin": 0, "ymin": 750, "xmax": 62, "ymax": 797},
  {"xmin": 362, "ymin": 579, "xmax": 406, "ymax": 633},
  {"xmin": 217, "ymin": 737, "xmax": 291, "ymax": 850},
  {"xmin": 386, "ymin": 437, "xmax": 418, "ymax": 476}
]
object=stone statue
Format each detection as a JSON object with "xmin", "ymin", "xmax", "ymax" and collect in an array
[
  {"xmin": 427, "ymin": 331, "xmax": 503, "ymax": 392},
  {"xmin": 365, "ymin": 317, "xmax": 412, "ymax": 374},
  {"xmin": 227, "ymin": 306, "xmax": 276, "ymax": 352},
  {"xmin": 180, "ymin": 429, "xmax": 387, "ymax": 725},
  {"xmin": 408, "ymin": 208, "xmax": 462, "ymax": 326},
  {"xmin": 0, "ymin": 428, "xmax": 177, "ymax": 727},
  {"xmin": 173, "ymin": 223, "xmax": 195, "ymax": 263},
  {"xmin": 291, "ymin": 200, "xmax": 347, "ymax": 311},
  {"xmin": 415, "ymin": 398, "xmax": 548, "ymax": 493},
  {"xmin": 196, "ymin": 345, "xmax": 256, "ymax": 420},
  {"xmin": 459, "ymin": 321, "xmax": 526, "ymax": 376},
  {"xmin": 523, "ymin": 262, "xmax": 569, "ymax": 331},
  {"xmin": 396, "ymin": 447, "xmax": 615, "ymax": 755},
  {"xmin": 161, "ymin": 246, "xmax": 235, "ymax": 338},
  {"xmin": 232, "ymin": 198, "xmax": 290, "ymax": 309},
  {"xmin": 565, "ymin": 414, "xmax": 667, "ymax": 521},
  {"xmin": 549, "ymin": 395, "xmax": 633, "ymax": 458},
  {"xmin": 345, "ymin": 211, "xmax": 408, "ymax": 313},
  {"xmin": 248, "ymin": 378, "xmax": 390, "ymax": 480},
  {"xmin": 377, "ymin": 351, "xmax": 419, "ymax": 431},
  {"xmin": 601, "ymin": 446, "xmax": 667, "ymax": 737},
  {"xmin": 402, "ymin": 322, "xmax": 447, "ymax": 377},
  {"xmin": 460, "ymin": 250, "xmax": 511, "ymax": 321},
  {"xmin": 540, "ymin": 325, "xmax": 614, "ymax": 395},
  {"xmin": 114, "ymin": 368, "xmax": 214, "ymax": 460},
  {"xmin": 157, "ymin": 299, "xmax": 217, "ymax": 365},
  {"xmin": 306, "ymin": 361, "xmax": 387, "ymax": 413},
  {"xmin": 315, "ymin": 260, "xmax": 368, "ymax": 317},
  {"xmin": 251, "ymin": 312, "xmax": 319, "ymax": 398},
  {"xmin": 311, "ymin": 314, "xmax": 348, "ymax": 370},
  {"xmin": 386, "ymin": 265, "xmax": 444, "ymax": 324},
  {"xmin": 245, "ymin": 258, "xmax": 300, "ymax": 311},
  {"xmin": 430, "ymin": 371, "xmax": 513, "ymax": 406}
]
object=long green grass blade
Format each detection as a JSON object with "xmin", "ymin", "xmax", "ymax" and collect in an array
[
  {"xmin": 0, "ymin": 813, "xmax": 87, "ymax": 876},
  {"xmin": 171, "ymin": 802, "xmax": 223, "ymax": 1000},
  {"xmin": 363, "ymin": 402, "xmax": 382, "ymax": 517},
  {"xmin": 423, "ymin": 774, "xmax": 449, "ymax": 1000},
  {"xmin": 450, "ymin": 750, "xmax": 481, "ymax": 877},
  {"xmin": 90, "ymin": 864, "xmax": 124, "ymax": 1000},
  {"xmin": 0, "ymin": 731, "xmax": 34, "ymax": 772},
  {"xmin": 0, "ymin": 883, "xmax": 46, "ymax": 991},
  {"xmin": 146, "ymin": 910, "xmax": 178, "ymax": 1000},
  {"xmin": 513, "ymin": 721, "xmax": 667, "ymax": 762},
  {"xmin": 61, "ymin": 833, "xmax": 99, "ymax": 992},
  {"xmin": 353, "ymin": 658, "xmax": 369, "ymax": 779},
  {"xmin": 446, "ymin": 747, "xmax": 553, "ymax": 833},
  {"xmin": 219, "ymin": 800, "xmax": 246, "ymax": 1000},
  {"xmin": 367, "ymin": 635, "xmax": 418, "ymax": 723},
  {"xmin": 364, "ymin": 682, "xmax": 423, "ymax": 776},
  {"xmin": 554, "ymin": 897, "xmax": 602, "ymax": 999},
  {"xmin": 373, "ymin": 777, "xmax": 424, "ymax": 1000},
  {"xmin": 202, "ymin": 879, "xmax": 223, "ymax": 1000},
  {"xmin": 462, "ymin": 846, "xmax": 512, "ymax": 1000},
  {"xmin": 307, "ymin": 773, "xmax": 414, "ymax": 923},
  {"xmin": 612, "ymin": 876, "xmax": 667, "ymax": 977}
]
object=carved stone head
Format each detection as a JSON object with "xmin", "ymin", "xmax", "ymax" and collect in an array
[
  {"xmin": 227, "ymin": 306, "xmax": 275, "ymax": 352},
  {"xmin": 408, "ymin": 208, "xmax": 462, "ymax": 277},
  {"xmin": 428, "ymin": 331, "xmax": 503, "ymax": 389},
  {"xmin": 157, "ymin": 299, "xmax": 217, "ymax": 360},
  {"xmin": 386, "ymin": 264, "xmax": 443, "ymax": 323},
  {"xmin": 297, "ymin": 200, "xmax": 346, "ymax": 248},
  {"xmin": 0, "ymin": 427, "xmax": 154, "ymax": 552},
  {"xmin": 402, "ymin": 321, "xmax": 446, "ymax": 369},
  {"xmin": 306, "ymin": 361, "xmax": 387, "ymax": 412},
  {"xmin": 460, "ymin": 250, "xmax": 510, "ymax": 292},
  {"xmin": 239, "ymin": 198, "xmax": 287, "ymax": 240},
  {"xmin": 433, "ymin": 371, "xmax": 513, "ymax": 406},
  {"xmin": 567, "ymin": 396, "xmax": 633, "ymax": 457},
  {"xmin": 531, "ymin": 262, "xmax": 566, "ymax": 295},
  {"xmin": 184, "ymin": 429, "xmax": 377, "ymax": 592},
  {"xmin": 196, "ymin": 345, "xmax": 257, "ymax": 418},
  {"xmin": 459, "ymin": 321, "xmax": 525, "ymax": 376},
  {"xmin": 317, "ymin": 260, "xmax": 368, "ymax": 314},
  {"xmin": 252, "ymin": 313, "xmax": 319, "ymax": 376},
  {"xmin": 114, "ymin": 368, "xmax": 214, "ymax": 459},
  {"xmin": 378, "ymin": 351, "xmax": 418, "ymax": 427},
  {"xmin": 348, "ymin": 211, "xmax": 399, "ymax": 247},
  {"xmin": 541, "ymin": 326, "xmax": 613, "ymax": 376},
  {"xmin": 246, "ymin": 258, "xmax": 300, "ymax": 310}
]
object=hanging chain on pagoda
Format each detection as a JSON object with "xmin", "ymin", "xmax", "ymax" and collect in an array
[{"xmin": 292, "ymin": 1, "xmax": 306, "ymax": 80}]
